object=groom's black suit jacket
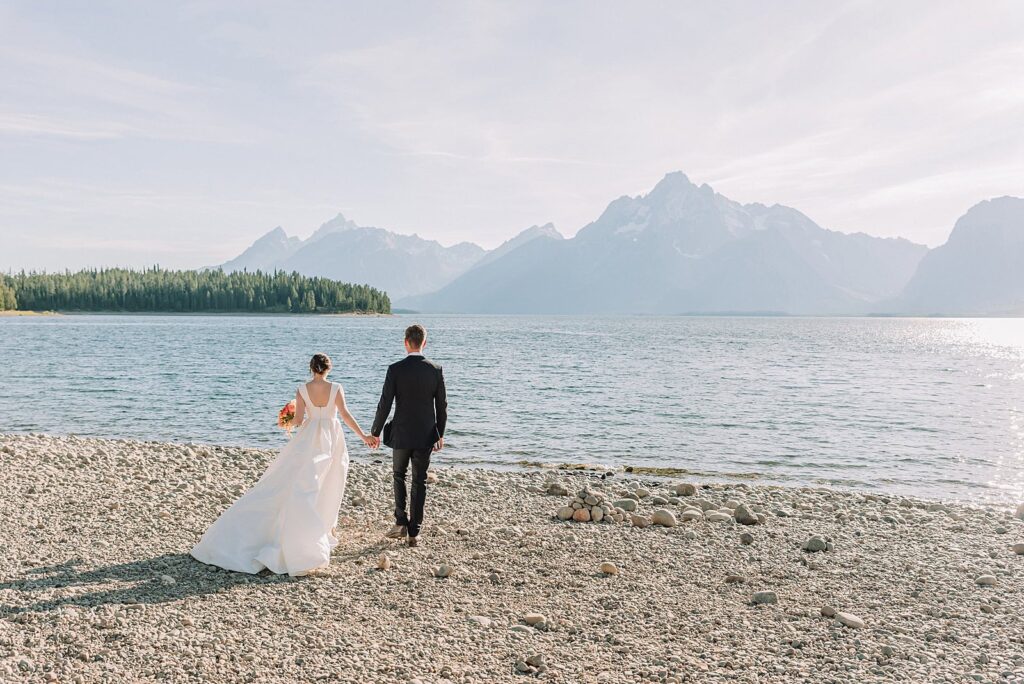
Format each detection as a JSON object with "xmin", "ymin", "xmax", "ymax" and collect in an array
[{"xmin": 371, "ymin": 354, "xmax": 447, "ymax": 450}]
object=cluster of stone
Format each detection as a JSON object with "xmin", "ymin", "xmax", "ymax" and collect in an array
[{"xmin": 555, "ymin": 487, "xmax": 627, "ymax": 523}]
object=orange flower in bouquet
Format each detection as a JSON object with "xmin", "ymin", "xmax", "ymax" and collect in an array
[{"xmin": 277, "ymin": 400, "xmax": 296, "ymax": 433}]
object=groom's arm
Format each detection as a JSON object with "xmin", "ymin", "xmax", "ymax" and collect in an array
[
  {"xmin": 434, "ymin": 367, "xmax": 447, "ymax": 440},
  {"xmin": 371, "ymin": 366, "xmax": 396, "ymax": 437}
]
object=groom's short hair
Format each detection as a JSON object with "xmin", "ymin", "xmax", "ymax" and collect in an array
[{"xmin": 405, "ymin": 324, "xmax": 426, "ymax": 349}]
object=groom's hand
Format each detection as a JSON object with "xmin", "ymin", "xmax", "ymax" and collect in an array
[{"xmin": 433, "ymin": 437, "xmax": 444, "ymax": 453}]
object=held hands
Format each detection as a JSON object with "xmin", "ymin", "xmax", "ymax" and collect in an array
[
  {"xmin": 433, "ymin": 437, "xmax": 444, "ymax": 453},
  {"xmin": 361, "ymin": 434, "xmax": 381, "ymax": 449}
]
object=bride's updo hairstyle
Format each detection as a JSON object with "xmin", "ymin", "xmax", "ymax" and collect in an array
[{"xmin": 310, "ymin": 353, "xmax": 332, "ymax": 376}]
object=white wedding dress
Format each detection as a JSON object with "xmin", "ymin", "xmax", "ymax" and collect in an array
[{"xmin": 191, "ymin": 382, "xmax": 349, "ymax": 576}]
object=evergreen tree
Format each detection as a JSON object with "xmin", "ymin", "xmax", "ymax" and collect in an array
[{"xmin": 0, "ymin": 279, "xmax": 16, "ymax": 310}]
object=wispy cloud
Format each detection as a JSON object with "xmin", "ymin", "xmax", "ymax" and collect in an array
[
  {"xmin": 0, "ymin": 112, "xmax": 140, "ymax": 140},
  {"xmin": 0, "ymin": 43, "xmax": 262, "ymax": 144}
]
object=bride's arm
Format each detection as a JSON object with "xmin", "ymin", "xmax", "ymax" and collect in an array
[
  {"xmin": 293, "ymin": 390, "xmax": 306, "ymax": 426},
  {"xmin": 335, "ymin": 385, "xmax": 373, "ymax": 446}
]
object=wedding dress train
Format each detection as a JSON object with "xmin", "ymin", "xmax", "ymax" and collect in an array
[{"xmin": 191, "ymin": 383, "xmax": 349, "ymax": 576}]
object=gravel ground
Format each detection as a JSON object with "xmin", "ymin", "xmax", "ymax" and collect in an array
[{"xmin": 1, "ymin": 433, "xmax": 1023, "ymax": 684}]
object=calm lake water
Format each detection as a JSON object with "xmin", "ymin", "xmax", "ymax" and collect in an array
[{"xmin": 1, "ymin": 314, "xmax": 1022, "ymax": 503}]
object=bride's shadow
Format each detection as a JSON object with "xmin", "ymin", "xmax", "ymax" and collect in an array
[{"xmin": 0, "ymin": 553, "xmax": 292, "ymax": 615}]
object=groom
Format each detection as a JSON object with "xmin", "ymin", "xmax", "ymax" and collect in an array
[{"xmin": 371, "ymin": 324, "xmax": 447, "ymax": 547}]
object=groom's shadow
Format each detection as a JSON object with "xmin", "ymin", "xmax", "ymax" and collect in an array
[{"xmin": 0, "ymin": 553, "xmax": 292, "ymax": 616}]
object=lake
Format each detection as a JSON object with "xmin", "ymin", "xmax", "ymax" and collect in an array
[{"xmin": 1, "ymin": 314, "xmax": 1022, "ymax": 503}]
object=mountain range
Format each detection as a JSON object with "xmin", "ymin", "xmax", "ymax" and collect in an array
[
  {"xmin": 220, "ymin": 173, "xmax": 1023, "ymax": 315},
  {"xmin": 222, "ymin": 214, "xmax": 489, "ymax": 300}
]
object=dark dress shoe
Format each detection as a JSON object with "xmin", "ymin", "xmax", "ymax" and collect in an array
[{"xmin": 385, "ymin": 524, "xmax": 408, "ymax": 539}]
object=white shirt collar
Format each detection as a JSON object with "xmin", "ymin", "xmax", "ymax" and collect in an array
[{"xmin": 407, "ymin": 351, "xmax": 423, "ymax": 357}]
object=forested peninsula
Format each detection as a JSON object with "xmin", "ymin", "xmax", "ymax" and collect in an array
[{"xmin": 0, "ymin": 268, "xmax": 390, "ymax": 314}]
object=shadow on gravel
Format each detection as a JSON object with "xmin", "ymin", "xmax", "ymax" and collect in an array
[{"xmin": 0, "ymin": 553, "xmax": 294, "ymax": 615}]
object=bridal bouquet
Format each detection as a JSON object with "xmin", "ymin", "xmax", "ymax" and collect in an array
[{"xmin": 277, "ymin": 400, "xmax": 296, "ymax": 433}]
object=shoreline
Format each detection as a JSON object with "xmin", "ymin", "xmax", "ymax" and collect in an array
[
  {"xmin": 1, "ymin": 430, "xmax": 1016, "ymax": 508},
  {"xmin": 0, "ymin": 310, "xmax": 61, "ymax": 317},
  {"xmin": 3, "ymin": 310, "xmax": 1022, "ymax": 320},
  {"xmin": 0, "ymin": 310, "xmax": 392, "ymax": 317},
  {"xmin": 2, "ymin": 433, "xmax": 1022, "ymax": 682}
]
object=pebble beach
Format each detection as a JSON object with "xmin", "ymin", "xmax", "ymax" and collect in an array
[{"xmin": 2, "ymin": 433, "xmax": 1023, "ymax": 683}]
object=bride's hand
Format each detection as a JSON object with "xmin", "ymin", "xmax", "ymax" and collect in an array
[{"xmin": 361, "ymin": 434, "xmax": 377, "ymax": 448}]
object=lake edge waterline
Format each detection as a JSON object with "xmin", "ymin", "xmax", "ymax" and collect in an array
[{"xmin": 4, "ymin": 428, "xmax": 1017, "ymax": 511}]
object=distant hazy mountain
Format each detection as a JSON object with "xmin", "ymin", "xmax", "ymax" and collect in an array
[
  {"xmin": 401, "ymin": 172, "xmax": 928, "ymax": 314},
  {"xmin": 474, "ymin": 223, "xmax": 563, "ymax": 268},
  {"xmin": 221, "ymin": 215, "xmax": 570, "ymax": 300},
  {"xmin": 893, "ymin": 197, "xmax": 1024, "ymax": 315},
  {"xmin": 221, "ymin": 214, "xmax": 486, "ymax": 300},
  {"xmin": 220, "ymin": 226, "xmax": 302, "ymax": 273}
]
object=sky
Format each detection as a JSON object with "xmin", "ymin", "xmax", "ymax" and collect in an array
[{"xmin": 1, "ymin": 0, "xmax": 1023, "ymax": 271}]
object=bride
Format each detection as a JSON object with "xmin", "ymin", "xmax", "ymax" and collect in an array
[{"xmin": 191, "ymin": 353, "xmax": 375, "ymax": 576}]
